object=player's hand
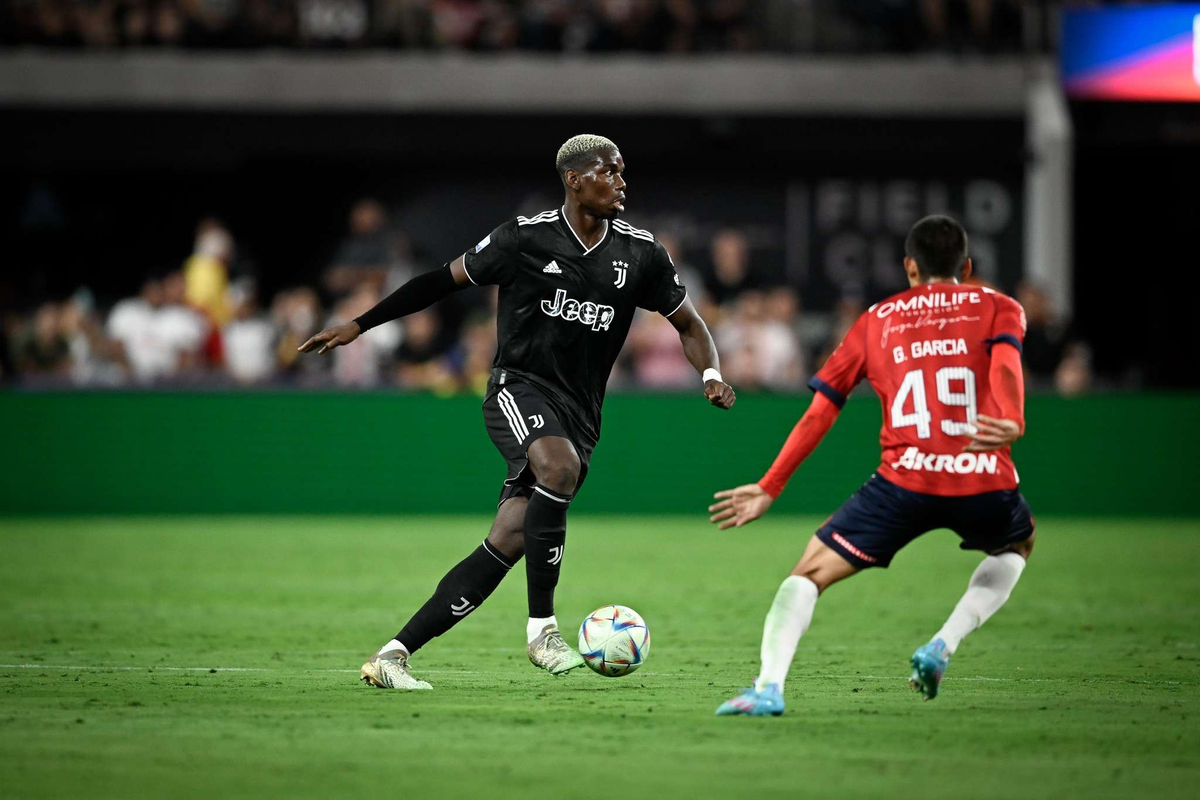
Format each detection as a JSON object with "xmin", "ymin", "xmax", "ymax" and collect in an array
[
  {"xmin": 704, "ymin": 380, "xmax": 736, "ymax": 410},
  {"xmin": 298, "ymin": 322, "xmax": 361, "ymax": 355},
  {"xmin": 963, "ymin": 414, "xmax": 1022, "ymax": 452},
  {"xmin": 708, "ymin": 483, "xmax": 772, "ymax": 530}
]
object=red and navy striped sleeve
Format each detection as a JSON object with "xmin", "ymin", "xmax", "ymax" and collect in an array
[{"xmin": 986, "ymin": 293, "xmax": 1026, "ymax": 354}]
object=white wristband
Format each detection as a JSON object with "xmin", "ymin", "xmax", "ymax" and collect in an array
[{"xmin": 702, "ymin": 368, "xmax": 723, "ymax": 384}]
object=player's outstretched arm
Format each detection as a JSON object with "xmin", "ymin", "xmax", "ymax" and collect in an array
[
  {"xmin": 666, "ymin": 297, "xmax": 735, "ymax": 409},
  {"xmin": 708, "ymin": 393, "xmax": 841, "ymax": 529},
  {"xmin": 299, "ymin": 258, "xmax": 471, "ymax": 355}
]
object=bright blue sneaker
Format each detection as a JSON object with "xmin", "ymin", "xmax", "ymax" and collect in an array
[
  {"xmin": 909, "ymin": 638, "xmax": 950, "ymax": 700},
  {"xmin": 715, "ymin": 683, "xmax": 785, "ymax": 717}
]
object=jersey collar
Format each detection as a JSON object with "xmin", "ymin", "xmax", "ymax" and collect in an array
[{"xmin": 559, "ymin": 206, "xmax": 609, "ymax": 256}]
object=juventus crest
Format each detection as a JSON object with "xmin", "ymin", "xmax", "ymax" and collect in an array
[{"xmin": 612, "ymin": 260, "xmax": 628, "ymax": 288}]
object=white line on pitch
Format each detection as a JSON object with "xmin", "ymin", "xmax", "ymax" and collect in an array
[
  {"xmin": 0, "ymin": 664, "xmax": 482, "ymax": 675},
  {"xmin": 0, "ymin": 664, "xmax": 269, "ymax": 672},
  {"xmin": 0, "ymin": 664, "xmax": 1189, "ymax": 686},
  {"xmin": 790, "ymin": 673, "xmax": 1189, "ymax": 686}
]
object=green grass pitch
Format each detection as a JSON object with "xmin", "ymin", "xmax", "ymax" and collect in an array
[{"xmin": 2, "ymin": 516, "xmax": 1198, "ymax": 799}]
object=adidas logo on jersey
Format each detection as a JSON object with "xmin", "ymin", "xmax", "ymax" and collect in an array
[
  {"xmin": 543, "ymin": 261, "xmax": 562, "ymax": 274},
  {"xmin": 541, "ymin": 288, "xmax": 615, "ymax": 332}
]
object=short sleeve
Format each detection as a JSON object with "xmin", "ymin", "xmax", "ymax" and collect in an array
[
  {"xmin": 462, "ymin": 219, "xmax": 520, "ymax": 287},
  {"xmin": 639, "ymin": 240, "xmax": 688, "ymax": 317},
  {"xmin": 986, "ymin": 294, "xmax": 1026, "ymax": 354},
  {"xmin": 808, "ymin": 312, "xmax": 869, "ymax": 408}
]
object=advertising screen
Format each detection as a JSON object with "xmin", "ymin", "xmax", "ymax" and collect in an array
[{"xmin": 1062, "ymin": 4, "xmax": 1200, "ymax": 101}]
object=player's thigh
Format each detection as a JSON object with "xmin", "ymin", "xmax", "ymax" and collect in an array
[
  {"xmin": 791, "ymin": 535, "xmax": 859, "ymax": 593},
  {"xmin": 814, "ymin": 473, "xmax": 928, "ymax": 572},
  {"xmin": 484, "ymin": 382, "xmax": 587, "ymax": 495}
]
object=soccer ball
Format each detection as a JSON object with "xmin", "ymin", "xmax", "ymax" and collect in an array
[{"xmin": 578, "ymin": 604, "xmax": 650, "ymax": 677}]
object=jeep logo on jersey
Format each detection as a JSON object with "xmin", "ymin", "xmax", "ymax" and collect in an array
[{"xmin": 541, "ymin": 289, "xmax": 616, "ymax": 332}]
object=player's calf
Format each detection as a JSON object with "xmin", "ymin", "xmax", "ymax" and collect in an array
[
  {"xmin": 386, "ymin": 540, "xmax": 516, "ymax": 661},
  {"xmin": 523, "ymin": 435, "xmax": 579, "ymax": 617},
  {"xmin": 931, "ymin": 550, "xmax": 1027, "ymax": 658},
  {"xmin": 523, "ymin": 483, "xmax": 571, "ymax": 639},
  {"xmin": 914, "ymin": 544, "xmax": 1030, "ymax": 700}
]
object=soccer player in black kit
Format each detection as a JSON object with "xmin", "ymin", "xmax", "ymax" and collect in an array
[{"xmin": 300, "ymin": 135, "xmax": 736, "ymax": 689}]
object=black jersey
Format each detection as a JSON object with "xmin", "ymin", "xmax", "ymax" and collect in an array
[{"xmin": 463, "ymin": 207, "xmax": 687, "ymax": 442}]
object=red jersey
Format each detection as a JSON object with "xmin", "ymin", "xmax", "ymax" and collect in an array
[{"xmin": 811, "ymin": 283, "xmax": 1026, "ymax": 496}]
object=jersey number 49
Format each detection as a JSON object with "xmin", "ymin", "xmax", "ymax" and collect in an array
[{"xmin": 891, "ymin": 367, "xmax": 977, "ymax": 439}]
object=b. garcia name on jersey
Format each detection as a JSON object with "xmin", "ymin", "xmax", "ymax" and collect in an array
[
  {"xmin": 541, "ymin": 289, "xmax": 616, "ymax": 332},
  {"xmin": 893, "ymin": 338, "xmax": 969, "ymax": 364},
  {"xmin": 891, "ymin": 447, "xmax": 998, "ymax": 474}
]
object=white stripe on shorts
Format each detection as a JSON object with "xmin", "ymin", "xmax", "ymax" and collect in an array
[
  {"xmin": 497, "ymin": 389, "xmax": 530, "ymax": 441},
  {"xmin": 502, "ymin": 390, "xmax": 530, "ymax": 439},
  {"xmin": 496, "ymin": 391, "xmax": 525, "ymax": 443}
]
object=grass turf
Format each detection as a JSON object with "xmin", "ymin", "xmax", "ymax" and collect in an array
[{"xmin": 1, "ymin": 516, "xmax": 1198, "ymax": 800}]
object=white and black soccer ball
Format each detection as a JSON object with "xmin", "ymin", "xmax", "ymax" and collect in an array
[{"xmin": 578, "ymin": 604, "xmax": 650, "ymax": 677}]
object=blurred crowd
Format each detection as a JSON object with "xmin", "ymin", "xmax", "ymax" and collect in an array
[
  {"xmin": 1, "ymin": 197, "xmax": 1091, "ymax": 395},
  {"xmin": 3, "ymin": 0, "xmax": 1032, "ymax": 53}
]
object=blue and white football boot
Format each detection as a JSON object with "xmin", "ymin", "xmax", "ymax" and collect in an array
[
  {"xmin": 909, "ymin": 638, "xmax": 950, "ymax": 700},
  {"xmin": 715, "ymin": 683, "xmax": 785, "ymax": 717}
]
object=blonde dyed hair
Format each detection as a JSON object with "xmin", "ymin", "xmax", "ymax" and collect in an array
[{"xmin": 555, "ymin": 134, "xmax": 619, "ymax": 175}]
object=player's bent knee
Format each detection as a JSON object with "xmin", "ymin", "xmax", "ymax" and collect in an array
[
  {"xmin": 790, "ymin": 538, "xmax": 859, "ymax": 593},
  {"xmin": 790, "ymin": 565, "xmax": 827, "ymax": 593},
  {"xmin": 529, "ymin": 450, "xmax": 581, "ymax": 495},
  {"xmin": 528, "ymin": 438, "xmax": 583, "ymax": 494},
  {"xmin": 997, "ymin": 531, "xmax": 1036, "ymax": 560},
  {"xmin": 544, "ymin": 465, "xmax": 579, "ymax": 495},
  {"xmin": 789, "ymin": 565, "xmax": 846, "ymax": 595}
]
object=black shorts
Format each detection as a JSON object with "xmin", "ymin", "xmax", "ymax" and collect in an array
[
  {"xmin": 817, "ymin": 472, "xmax": 1035, "ymax": 569},
  {"xmin": 482, "ymin": 379, "xmax": 595, "ymax": 506}
]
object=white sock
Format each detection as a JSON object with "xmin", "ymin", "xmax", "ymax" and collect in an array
[
  {"xmin": 755, "ymin": 575, "xmax": 819, "ymax": 692},
  {"xmin": 527, "ymin": 616, "xmax": 557, "ymax": 643},
  {"xmin": 934, "ymin": 552, "xmax": 1026, "ymax": 656},
  {"xmin": 378, "ymin": 638, "xmax": 409, "ymax": 657}
]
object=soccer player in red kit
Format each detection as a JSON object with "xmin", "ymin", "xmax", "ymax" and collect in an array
[{"xmin": 709, "ymin": 215, "xmax": 1033, "ymax": 715}]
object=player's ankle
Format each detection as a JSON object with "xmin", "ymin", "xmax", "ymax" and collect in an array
[
  {"xmin": 527, "ymin": 616, "xmax": 557, "ymax": 643},
  {"xmin": 378, "ymin": 638, "xmax": 410, "ymax": 657}
]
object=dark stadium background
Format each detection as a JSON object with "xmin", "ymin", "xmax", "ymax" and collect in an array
[
  {"xmin": 6, "ymin": 105, "xmax": 1199, "ymax": 388},
  {"xmin": 5, "ymin": 103, "xmax": 1197, "ymax": 515}
]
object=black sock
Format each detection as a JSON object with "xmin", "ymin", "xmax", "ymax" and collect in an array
[
  {"xmin": 395, "ymin": 540, "xmax": 514, "ymax": 654},
  {"xmin": 524, "ymin": 485, "xmax": 571, "ymax": 618}
]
